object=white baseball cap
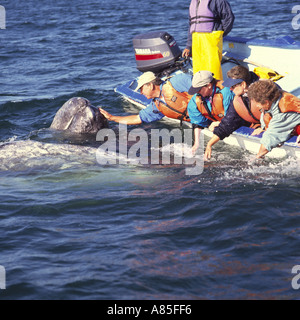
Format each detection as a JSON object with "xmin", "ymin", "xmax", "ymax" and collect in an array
[
  {"xmin": 188, "ymin": 71, "xmax": 214, "ymax": 95},
  {"xmin": 135, "ymin": 71, "xmax": 157, "ymax": 91}
]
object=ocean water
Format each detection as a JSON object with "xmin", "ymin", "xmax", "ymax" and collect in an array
[{"xmin": 1, "ymin": 0, "xmax": 300, "ymax": 300}]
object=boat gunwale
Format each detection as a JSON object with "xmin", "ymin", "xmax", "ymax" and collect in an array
[{"xmin": 224, "ymin": 35, "xmax": 300, "ymax": 50}]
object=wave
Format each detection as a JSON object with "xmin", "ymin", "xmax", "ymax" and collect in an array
[
  {"xmin": 2, "ymin": 133, "xmax": 300, "ymax": 188},
  {"xmin": 0, "ymin": 135, "xmax": 18, "ymax": 146},
  {"xmin": 222, "ymin": 157, "xmax": 300, "ymax": 186},
  {"xmin": 0, "ymin": 140, "xmax": 98, "ymax": 172}
]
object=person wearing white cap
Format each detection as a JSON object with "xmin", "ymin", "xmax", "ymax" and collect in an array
[
  {"xmin": 186, "ymin": 70, "xmax": 234, "ymax": 153},
  {"xmin": 99, "ymin": 71, "xmax": 192, "ymax": 125}
]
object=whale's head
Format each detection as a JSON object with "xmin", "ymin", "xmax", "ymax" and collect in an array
[{"xmin": 50, "ymin": 97, "xmax": 108, "ymax": 134}]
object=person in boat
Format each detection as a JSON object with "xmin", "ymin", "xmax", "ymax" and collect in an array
[
  {"xmin": 187, "ymin": 70, "xmax": 235, "ymax": 154},
  {"xmin": 204, "ymin": 65, "xmax": 260, "ymax": 160},
  {"xmin": 247, "ymin": 79, "xmax": 300, "ymax": 159},
  {"xmin": 182, "ymin": 0, "xmax": 235, "ymax": 79},
  {"xmin": 99, "ymin": 71, "xmax": 193, "ymax": 125}
]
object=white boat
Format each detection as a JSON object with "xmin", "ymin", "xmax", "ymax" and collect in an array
[
  {"xmin": 223, "ymin": 35, "xmax": 300, "ymax": 96},
  {"xmin": 115, "ymin": 33, "xmax": 300, "ymax": 159}
]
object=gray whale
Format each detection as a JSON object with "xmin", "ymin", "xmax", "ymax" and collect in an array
[
  {"xmin": 50, "ymin": 97, "xmax": 108, "ymax": 133},
  {"xmin": 0, "ymin": 97, "xmax": 110, "ymax": 171}
]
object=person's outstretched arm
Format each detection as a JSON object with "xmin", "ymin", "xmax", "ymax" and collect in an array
[{"xmin": 99, "ymin": 108, "xmax": 142, "ymax": 125}]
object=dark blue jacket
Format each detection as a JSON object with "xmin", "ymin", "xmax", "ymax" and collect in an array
[
  {"xmin": 213, "ymin": 72, "xmax": 260, "ymax": 139},
  {"xmin": 213, "ymin": 96, "xmax": 251, "ymax": 140},
  {"xmin": 186, "ymin": 0, "xmax": 235, "ymax": 49}
]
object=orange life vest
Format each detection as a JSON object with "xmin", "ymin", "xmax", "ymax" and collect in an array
[
  {"xmin": 263, "ymin": 92, "xmax": 300, "ymax": 129},
  {"xmin": 195, "ymin": 81, "xmax": 225, "ymax": 122},
  {"xmin": 233, "ymin": 95, "xmax": 261, "ymax": 124},
  {"xmin": 154, "ymin": 81, "xmax": 192, "ymax": 122}
]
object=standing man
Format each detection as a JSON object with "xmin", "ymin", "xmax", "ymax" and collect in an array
[{"xmin": 182, "ymin": 0, "xmax": 235, "ymax": 79}]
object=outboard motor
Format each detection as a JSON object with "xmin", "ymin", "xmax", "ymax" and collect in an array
[{"xmin": 133, "ymin": 31, "xmax": 182, "ymax": 75}]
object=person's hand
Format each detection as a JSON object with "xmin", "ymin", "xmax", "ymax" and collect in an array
[
  {"xmin": 204, "ymin": 145, "xmax": 212, "ymax": 161},
  {"xmin": 182, "ymin": 48, "xmax": 190, "ymax": 58},
  {"xmin": 99, "ymin": 108, "xmax": 113, "ymax": 120},
  {"xmin": 251, "ymin": 127, "xmax": 264, "ymax": 136}
]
